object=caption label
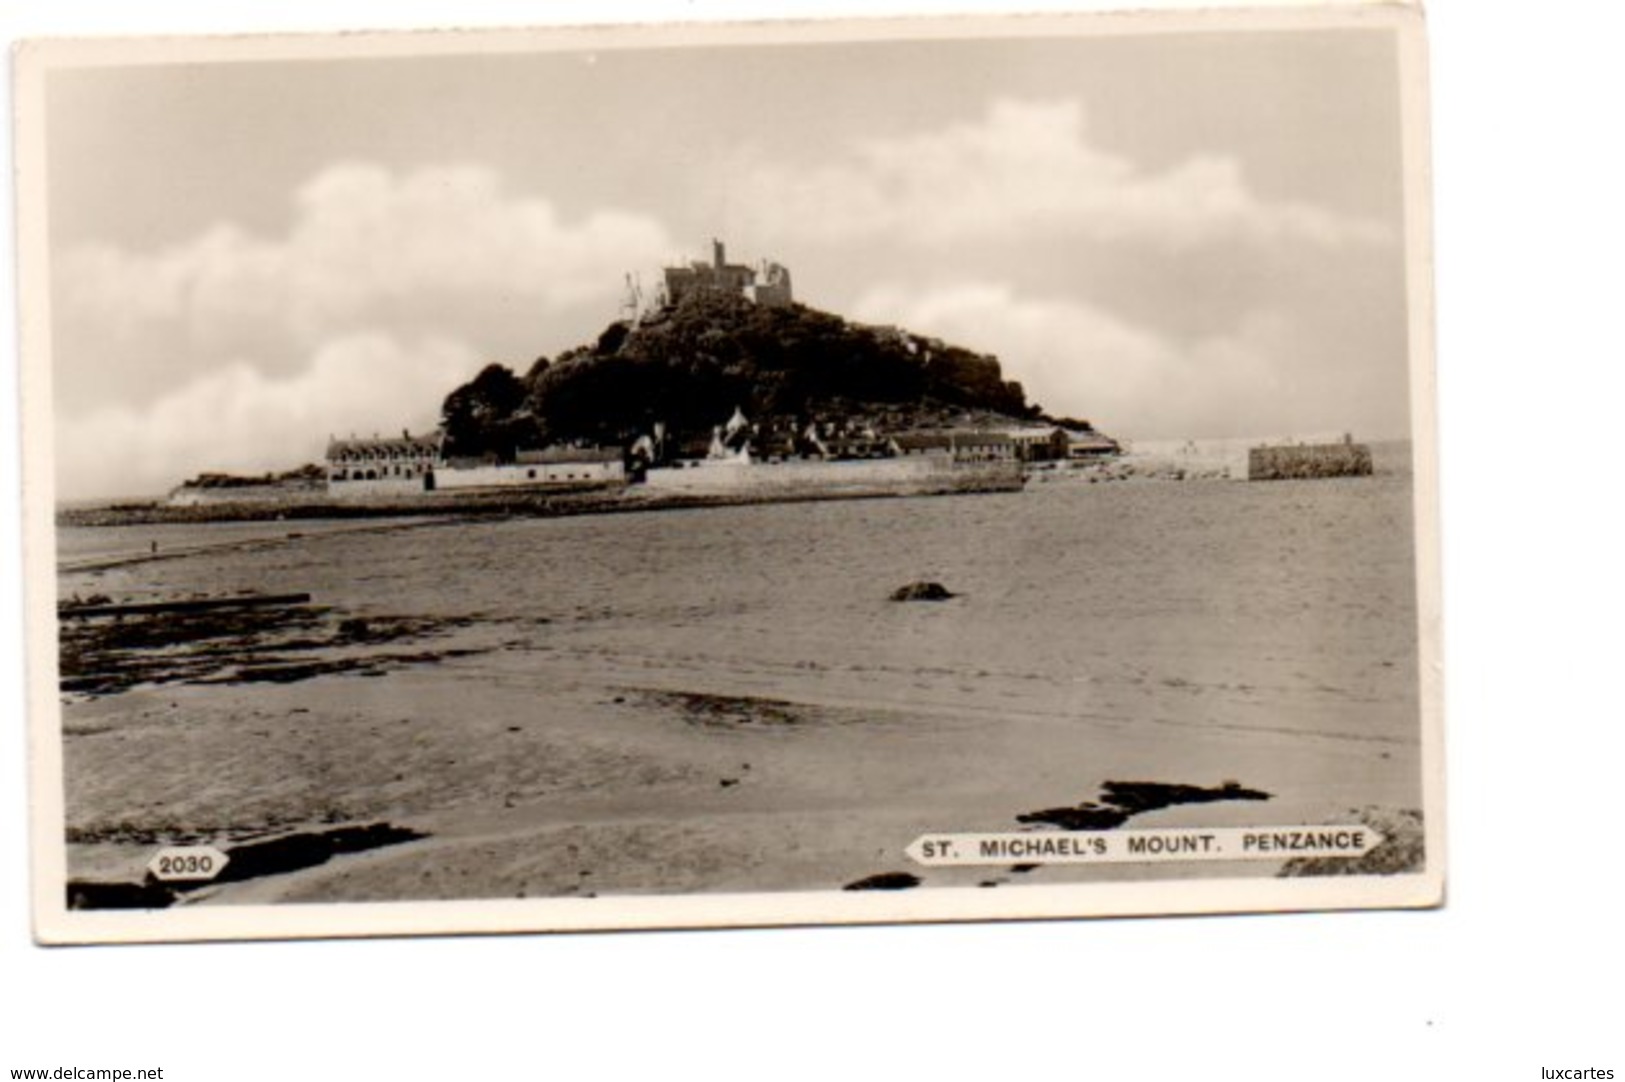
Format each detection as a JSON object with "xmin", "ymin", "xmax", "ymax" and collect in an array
[
  {"xmin": 906, "ymin": 826, "xmax": 1383, "ymax": 866},
  {"xmin": 147, "ymin": 845, "xmax": 230, "ymax": 882}
]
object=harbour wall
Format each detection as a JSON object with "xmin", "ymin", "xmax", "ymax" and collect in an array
[
  {"xmin": 1247, "ymin": 442, "xmax": 1374, "ymax": 481},
  {"xmin": 324, "ymin": 477, "xmax": 430, "ymax": 500},
  {"xmin": 431, "ymin": 460, "xmax": 624, "ymax": 491},
  {"xmin": 641, "ymin": 456, "xmax": 1024, "ymax": 496}
]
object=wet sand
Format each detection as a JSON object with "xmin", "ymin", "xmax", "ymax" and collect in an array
[
  {"xmin": 57, "ymin": 473, "xmax": 1424, "ymax": 906},
  {"xmin": 59, "ymin": 597, "xmax": 1421, "ymax": 904}
]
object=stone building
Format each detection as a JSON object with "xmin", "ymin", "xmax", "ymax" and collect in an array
[
  {"xmin": 325, "ymin": 431, "xmax": 443, "ymax": 484},
  {"xmin": 661, "ymin": 239, "xmax": 793, "ymax": 309},
  {"xmin": 889, "ymin": 430, "xmax": 1018, "ymax": 463},
  {"xmin": 1000, "ymin": 426, "xmax": 1073, "ymax": 463}
]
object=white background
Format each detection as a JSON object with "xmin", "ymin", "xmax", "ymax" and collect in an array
[{"xmin": 2, "ymin": 2, "xmax": 1619, "ymax": 1079}]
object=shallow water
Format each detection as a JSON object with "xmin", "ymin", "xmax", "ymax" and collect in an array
[{"xmin": 60, "ymin": 462, "xmax": 1420, "ymax": 749}]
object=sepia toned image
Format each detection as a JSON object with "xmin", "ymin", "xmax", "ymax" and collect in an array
[{"xmin": 16, "ymin": 5, "xmax": 1442, "ymax": 943}]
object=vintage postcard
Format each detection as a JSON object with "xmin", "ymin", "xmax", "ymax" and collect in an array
[{"xmin": 15, "ymin": 3, "xmax": 1442, "ymax": 944}]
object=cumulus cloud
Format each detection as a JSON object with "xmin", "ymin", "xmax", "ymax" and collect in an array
[
  {"xmin": 734, "ymin": 99, "xmax": 1391, "ymax": 249},
  {"xmin": 55, "ymin": 334, "xmax": 478, "ymax": 500},
  {"xmin": 854, "ymin": 281, "xmax": 1382, "ymax": 440},
  {"xmin": 53, "ymin": 163, "xmax": 675, "ymax": 414},
  {"xmin": 856, "ymin": 282, "xmax": 1174, "ymax": 415}
]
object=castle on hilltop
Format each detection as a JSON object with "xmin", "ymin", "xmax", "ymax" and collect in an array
[{"xmin": 642, "ymin": 239, "xmax": 792, "ymax": 313}]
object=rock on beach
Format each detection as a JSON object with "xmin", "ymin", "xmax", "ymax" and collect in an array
[{"xmin": 889, "ymin": 581, "xmax": 955, "ymax": 602}]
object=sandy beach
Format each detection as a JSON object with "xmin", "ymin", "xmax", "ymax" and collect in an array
[
  {"xmin": 56, "ymin": 462, "xmax": 1424, "ymax": 907},
  {"xmin": 63, "ymin": 639, "xmax": 1421, "ymax": 904}
]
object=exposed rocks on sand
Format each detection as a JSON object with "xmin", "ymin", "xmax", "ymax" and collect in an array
[
  {"xmin": 842, "ymin": 872, "xmax": 921, "ymax": 891},
  {"xmin": 889, "ymin": 581, "xmax": 955, "ymax": 602},
  {"xmin": 841, "ymin": 781, "xmax": 1273, "ymax": 893},
  {"xmin": 212, "ymin": 822, "xmax": 426, "ymax": 885},
  {"xmin": 1017, "ymin": 779, "xmax": 1272, "ymax": 831},
  {"xmin": 65, "ymin": 821, "xmax": 428, "ymax": 910},
  {"xmin": 65, "ymin": 879, "xmax": 177, "ymax": 910}
]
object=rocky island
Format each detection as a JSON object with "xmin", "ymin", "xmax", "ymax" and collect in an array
[{"xmin": 77, "ymin": 241, "xmax": 1121, "ymax": 525}]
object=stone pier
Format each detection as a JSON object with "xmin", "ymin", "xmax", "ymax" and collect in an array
[{"xmin": 1247, "ymin": 439, "xmax": 1373, "ymax": 481}]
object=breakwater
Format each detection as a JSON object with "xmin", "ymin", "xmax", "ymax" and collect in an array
[{"xmin": 1248, "ymin": 441, "xmax": 1373, "ymax": 481}]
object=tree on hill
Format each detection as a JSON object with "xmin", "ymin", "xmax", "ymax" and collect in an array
[
  {"xmin": 440, "ymin": 362, "xmax": 537, "ymax": 460},
  {"xmin": 436, "ymin": 291, "xmax": 1045, "ymax": 457},
  {"xmin": 523, "ymin": 355, "xmax": 552, "ymax": 383}
]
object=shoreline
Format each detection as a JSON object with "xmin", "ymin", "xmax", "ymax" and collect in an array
[
  {"xmin": 56, "ymin": 454, "xmax": 1236, "ymax": 529},
  {"xmin": 57, "ymin": 477, "xmax": 1026, "ymax": 529}
]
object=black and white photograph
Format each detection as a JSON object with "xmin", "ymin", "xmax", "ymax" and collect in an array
[{"xmin": 17, "ymin": 5, "xmax": 1440, "ymax": 944}]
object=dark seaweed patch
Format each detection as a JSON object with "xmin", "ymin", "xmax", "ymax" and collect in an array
[
  {"xmin": 58, "ymin": 604, "xmax": 488, "ymax": 698},
  {"xmin": 642, "ymin": 690, "xmax": 809, "ymax": 728}
]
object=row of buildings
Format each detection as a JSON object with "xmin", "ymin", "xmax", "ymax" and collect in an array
[
  {"xmin": 668, "ymin": 407, "xmax": 1116, "ymax": 466},
  {"xmin": 323, "ymin": 412, "xmax": 1117, "ymax": 499},
  {"xmin": 323, "ymin": 431, "xmax": 624, "ymax": 498}
]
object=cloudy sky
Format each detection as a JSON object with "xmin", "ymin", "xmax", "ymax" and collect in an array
[{"xmin": 43, "ymin": 24, "xmax": 1412, "ymax": 498}]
